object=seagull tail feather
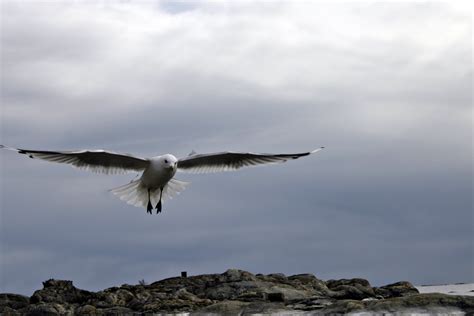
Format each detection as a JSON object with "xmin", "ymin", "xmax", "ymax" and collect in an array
[
  {"xmin": 161, "ymin": 178, "xmax": 190, "ymax": 202},
  {"xmin": 109, "ymin": 179, "xmax": 148, "ymax": 209}
]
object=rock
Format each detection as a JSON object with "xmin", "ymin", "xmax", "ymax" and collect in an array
[
  {"xmin": 205, "ymin": 284, "xmax": 235, "ymax": 300},
  {"xmin": 222, "ymin": 269, "xmax": 257, "ymax": 282},
  {"xmin": 199, "ymin": 300, "xmax": 251, "ymax": 313},
  {"xmin": 287, "ymin": 274, "xmax": 329, "ymax": 294},
  {"xmin": 101, "ymin": 306, "xmax": 135, "ymax": 315},
  {"xmin": 326, "ymin": 278, "xmax": 372, "ymax": 288},
  {"xmin": 319, "ymin": 299, "xmax": 366, "ymax": 314},
  {"xmin": 30, "ymin": 279, "xmax": 95, "ymax": 305},
  {"xmin": 1, "ymin": 306, "xmax": 22, "ymax": 316},
  {"xmin": 267, "ymin": 273, "xmax": 287, "ymax": 280},
  {"xmin": 265, "ymin": 285, "xmax": 310, "ymax": 301},
  {"xmin": 365, "ymin": 293, "xmax": 474, "ymax": 312},
  {"xmin": 1, "ymin": 270, "xmax": 472, "ymax": 314},
  {"xmin": 24, "ymin": 303, "xmax": 70, "ymax": 316},
  {"xmin": 200, "ymin": 300, "xmax": 288, "ymax": 314},
  {"xmin": 0, "ymin": 293, "xmax": 30, "ymax": 311},
  {"xmin": 320, "ymin": 293, "xmax": 474, "ymax": 314},
  {"xmin": 326, "ymin": 278, "xmax": 375, "ymax": 300},
  {"xmin": 175, "ymin": 288, "xmax": 198, "ymax": 301},
  {"xmin": 240, "ymin": 301, "xmax": 289, "ymax": 314},
  {"xmin": 288, "ymin": 297, "xmax": 335, "ymax": 311},
  {"xmin": 237, "ymin": 291, "xmax": 265, "ymax": 301},
  {"xmin": 266, "ymin": 292, "xmax": 285, "ymax": 302},
  {"xmin": 112, "ymin": 289, "xmax": 135, "ymax": 306},
  {"xmin": 74, "ymin": 304, "xmax": 97, "ymax": 315},
  {"xmin": 375, "ymin": 281, "xmax": 419, "ymax": 298}
]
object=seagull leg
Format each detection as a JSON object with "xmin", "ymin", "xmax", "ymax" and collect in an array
[
  {"xmin": 156, "ymin": 187, "xmax": 163, "ymax": 214},
  {"xmin": 147, "ymin": 189, "xmax": 153, "ymax": 214}
]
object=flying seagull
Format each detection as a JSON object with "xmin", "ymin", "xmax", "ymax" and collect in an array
[{"xmin": 1, "ymin": 145, "xmax": 324, "ymax": 214}]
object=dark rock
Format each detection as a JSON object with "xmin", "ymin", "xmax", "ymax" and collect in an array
[
  {"xmin": 200, "ymin": 300, "xmax": 288, "ymax": 314},
  {"xmin": 30, "ymin": 279, "xmax": 96, "ymax": 305},
  {"xmin": 240, "ymin": 301, "xmax": 289, "ymax": 314},
  {"xmin": 1, "ymin": 270, "xmax": 472, "ymax": 314},
  {"xmin": 294, "ymin": 297, "xmax": 335, "ymax": 311},
  {"xmin": 322, "ymin": 293, "xmax": 474, "ymax": 314},
  {"xmin": 267, "ymin": 292, "xmax": 285, "ymax": 302},
  {"xmin": 23, "ymin": 303, "xmax": 70, "ymax": 316},
  {"xmin": 326, "ymin": 278, "xmax": 371, "ymax": 289},
  {"xmin": 374, "ymin": 281, "xmax": 419, "ymax": 298},
  {"xmin": 101, "ymin": 306, "xmax": 135, "ymax": 315},
  {"xmin": 0, "ymin": 293, "xmax": 30, "ymax": 311},
  {"xmin": 74, "ymin": 304, "xmax": 98, "ymax": 315},
  {"xmin": 327, "ymin": 284, "xmax": 375, "ymax": 300},
  {"xmin": 369, "ymin": 293, "xmax": 474, "ymax": 312},
  {"xmin": 198, "ymin": 300, "xmax": 250, "ymax": 314},
  {"xmin": 1, "ymin": 306, "xmax": 22, "ymax": 316},
  {"xmin": 222, "ymin": 269, "xmax": 257, "ymax": 282},
  {"xmin": 288, "ymin": 273, "xmax": 329, "ymax": 294},
  {"xmin": 236, "ymin": 291, "xmax": 265, "ymax": 301},
  {"xmin": 325, "ymin": 278, "xmax": 375, "ymax": 300},
  {"xmin": 318, "ymin": 299, "xmax": 366, "ymax": 314}
]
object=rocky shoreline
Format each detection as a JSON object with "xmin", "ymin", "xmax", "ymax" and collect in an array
[{"xmin": 1, "ymin": 269, "xmax": 473, "ymax": 315}]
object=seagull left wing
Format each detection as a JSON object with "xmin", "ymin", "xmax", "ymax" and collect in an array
[
  {"xmin": 0, "ymin": 145, "xmax": 149, "ymax": 174},
  {"xmin": 177, "ymin": 147, "xmax": 324, "ymax": 174}
]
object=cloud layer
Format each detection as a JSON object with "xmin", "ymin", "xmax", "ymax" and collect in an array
[{"xmin": 1, "ymin": 1, "xmax": 472, "ymax": 294}]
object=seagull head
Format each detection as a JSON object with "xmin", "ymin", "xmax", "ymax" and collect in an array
[{"xmin": 161, "ymin": 154, "xmax": 178, "ymax": 170}]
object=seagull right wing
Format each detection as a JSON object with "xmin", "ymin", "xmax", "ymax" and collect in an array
[
  {"xmin": 177, "ymin": 147, "xmax": 324, "ymax": 174},
  {"xmin": 1, "ymin": 145, "xmax": 150, "ymax": 174}
]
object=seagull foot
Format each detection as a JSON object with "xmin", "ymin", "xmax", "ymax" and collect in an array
[
  {"xmin": 156, "ymin": 200, "xmax": 162, "ymax": 214},
  {"xmin": 147, "ymin": 200, "xmax": 153, "ymax": 214}
]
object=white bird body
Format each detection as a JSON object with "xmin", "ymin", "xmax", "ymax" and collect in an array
[
  {"xmin": 141, "ymin": 155, "xmax": 178, "ymax": 190},
  {"xmin": 1, "ymin": 145, "xmax": 324, "ymax": 214}
]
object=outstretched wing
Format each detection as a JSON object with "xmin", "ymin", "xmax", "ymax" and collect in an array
[
  {"xmin": 1, "ymin": 145, "xmax": 149, "ymax": 174},
  {"xmin": 177, "ymin": 147, "xmax": 324, "ymax": 174}
]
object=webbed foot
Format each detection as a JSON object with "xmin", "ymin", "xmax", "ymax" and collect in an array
[{"xmin": 156, "ymin": 200, "xmax": 162, "ymax": 214}]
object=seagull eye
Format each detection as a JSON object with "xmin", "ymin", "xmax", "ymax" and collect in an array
[{"xmin": 164, "ymin": 159, "xmax": 168, "ymax": 163}]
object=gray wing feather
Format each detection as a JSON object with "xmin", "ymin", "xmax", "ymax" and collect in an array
[
  {"xmin": 177, "ymin": 147, "xmax": 324, "ymax": 174},
  {"xmin": 0, "ymin": 145, "xmax": 149, "ymax": 174}
]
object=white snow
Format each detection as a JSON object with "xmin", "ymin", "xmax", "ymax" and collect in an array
[{"xmin": 416, "ymin": 283, "xmax": 474, "ymax": 296}]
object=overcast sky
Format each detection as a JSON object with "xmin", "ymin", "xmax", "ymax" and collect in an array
[{"xmin": 0, "ymin": 1, "xmax": 472, "ymax": 295}]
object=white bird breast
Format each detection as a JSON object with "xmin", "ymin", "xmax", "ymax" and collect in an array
[{"xmin": 140, "ymin": 157, "xmax": 177, "ymax": 189}]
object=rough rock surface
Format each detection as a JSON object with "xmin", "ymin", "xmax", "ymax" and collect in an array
[{"xmin": 1, "ymin": 269, "xmax": 473, "ymax": 315}]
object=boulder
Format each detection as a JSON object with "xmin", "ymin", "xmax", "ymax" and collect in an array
[
  {"xmin": 374, "ymin": 281, "xmax": 419, "ymax": 298},
  {"xmin": 326, "ymin": 278, "xmax": 375, "ymax": 300},
  {"xmin": 101, "ymin": 306, "xmax": 135, "ymax": 315},
  {"xmin": 30, "ymin": 279, "xmax": 95, "ymax": 305},
  {"xmin": 0, "ymin": 293, "xmax": 30, "ymax": 311},
  {"xmin": 288, "ymin": 273, "xmax": 329, "ymax": 294},
  {"xmin": 23, "ymin": 303, "xmax": 72, "ymax": 316},
  {"xmin": 1, "ymin": 271, "xmax": 473, "ymax": 314},
  {"xmin": 322, "ymin": 293, "xmax": 474, "ymax": 314},
  {"xmin": 74, "ymin": 304, "xmax": 98, "ymax": 315}
]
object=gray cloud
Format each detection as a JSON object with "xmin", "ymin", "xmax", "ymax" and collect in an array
[{"xmin": 1, "ymin": 1, "xmax": 472, "ymax": 295}]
